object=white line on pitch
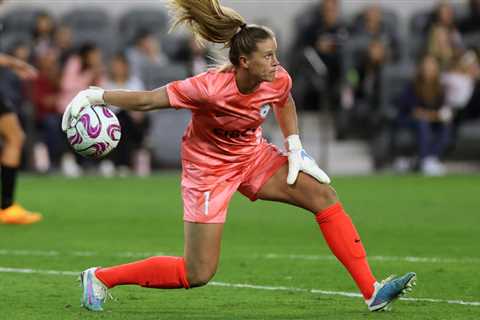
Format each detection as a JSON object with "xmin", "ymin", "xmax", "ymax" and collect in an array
[
  {"xmin": 261, "ymin": 253, "xmax": 480, "ymax": 264},
  {"xmin": 1, "ymin": 249, "xmax": 479, "ymax": 264},
  {"xmin": 0, "ymin": 266, "xmax": 479, "ymax": 307},
  {"xmin": 0, "ymin": 249, "xmax": 167, "ymax": 258}
]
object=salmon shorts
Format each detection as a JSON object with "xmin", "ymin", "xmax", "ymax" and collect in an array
[{"xmin": 181, "ymin": 142, "xmax": 287, "ymax": 223}]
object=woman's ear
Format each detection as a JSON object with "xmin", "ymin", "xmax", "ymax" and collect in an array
[{"xmin": 238, "ymin": 55, "xmax": 249, "ymax": 69}]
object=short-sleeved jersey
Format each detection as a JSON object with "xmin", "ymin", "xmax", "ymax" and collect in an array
[{"xmin": 166, "ymin": 66, "xmax": 292, "ymax": 169}]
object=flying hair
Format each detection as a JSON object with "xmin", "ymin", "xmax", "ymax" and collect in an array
[
  {"xmin": 168, "ymin": 0, "xmax": 246, "ymax": 46},
  {"xmin": 168, "ymin": 0, "xmax": 275, "ymax": 67}
]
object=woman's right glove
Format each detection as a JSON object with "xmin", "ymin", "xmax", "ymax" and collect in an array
[{"xmin": 61, "ymin": 87, "xmax": 105, "ymax": 131}]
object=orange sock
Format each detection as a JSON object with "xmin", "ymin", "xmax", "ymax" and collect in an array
[
  {"xmin": 95, "ymin": 256, "xmax": 189, "ymax": 289},
  {"xmin": 316, "ymin": 202, "xmax": 376, "ymax": 299}
]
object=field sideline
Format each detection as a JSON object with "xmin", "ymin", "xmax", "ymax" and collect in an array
[{"xmin": 0, "ymin": 174, "xmax": 479, "ymax": 319}]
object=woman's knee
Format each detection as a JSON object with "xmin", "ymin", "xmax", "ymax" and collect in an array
[
  {"xmin": 315, "ymin": 184, "xmax": 338, "ymax": 207},
  {"xmin": 186, "ymin": 265, "xmax": 217, "ymax": 287},
  {"xmin": 298, "ymin": 175, "xmax": 338, "ymax": 210}
]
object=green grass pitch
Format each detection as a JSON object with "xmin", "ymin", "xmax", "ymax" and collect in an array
[{"xmin": 0, "ymin": 174, "xmax": 479, "ymax": 319}]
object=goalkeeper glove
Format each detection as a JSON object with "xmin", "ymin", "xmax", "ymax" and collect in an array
[
  {"xmin": 61, "ymin": 87, "xmax": 105, "ymax": 131},
  {"xmin": 285, "ymin": 134, "xmax": 331, "ymax": 185}
]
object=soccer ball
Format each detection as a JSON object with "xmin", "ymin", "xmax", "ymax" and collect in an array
[{"xmin": 66, "ymin": 105, "xmax": 121, "ymax": 159}]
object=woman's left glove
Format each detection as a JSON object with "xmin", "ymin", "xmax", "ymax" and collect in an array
[{"xmin": 285, "ymin": 134, "xmax": 331, "ymax": 185}]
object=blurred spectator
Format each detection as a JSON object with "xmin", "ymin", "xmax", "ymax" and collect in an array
[
  {"xmin": 459, "ymin": 0, "xmax": 480, "ymax": 34},
  {"xmin": 53, "ymin": 24, "xmax": 75, "ymax": 67},
  {"xmin": 32, "ymin": 11, "xmax": 56, "ymax": 58},
  {"xmin": 351, "ymin": 5, "xmax": 401, "ymax": 62},
  {"xmin": 181, "ymin": 36, "xmax": 215, "ymax": 76},
  {"xmin": 442, "ymin": 50, "xmax": 479, "ymax": 110},
  {"xmin": 444, "ymin": 51, "xmax": 480, "ymax": 147},
  {"xmin": 126, "ymin": 29, "xmax": 168, "ymax": 77},
  {"xmin": 105, "ymin": 52, "xmax": 144, "ymax": 97},
  {"xmin": 58, "ymin": 43, "xmax": 105, "ymax": 113},
  {"xmin": 290, "ymin": 0, "xmax": 348, "ymax": 112},
  {"xmin": 104, "ymin": 52, "xmax": 151, "ymax": 177},
  {"xmin": 57, "ymin": 43, "xmax": 106, "ymax": 177},
  {"xmin": 396, "ymin": 55, "xmax": 451, "ymax": 176},
  {"xmin": 345, "ymin": 39, "xmax": 387, "ymax": 139},
  {"xmin": 31, "ymin": 47, "xmax": 63, "ymax": 173},
  {"xmin": 426, "ymin": 1, "xmax": 464, "ymax": 69},
  {"xmin": 9, "ymin": 40, "xmax": 32, "ymax": 63},
  {"xmin": 433, "ymin": 1, "xmax": 457, "ymax": 29}
]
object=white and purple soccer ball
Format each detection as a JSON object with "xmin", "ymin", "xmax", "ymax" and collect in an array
[{"xmin": 66, "ymin": 105, "xmax": 121, "ymax": 159}]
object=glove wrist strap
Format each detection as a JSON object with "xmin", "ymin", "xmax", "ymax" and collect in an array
[
  {"xmin": 285, "ymin": 134, "xmax": 302, "ymax": 151},
  {"xmin": 89, "ymin": 88, "xmax": 105, "ymax": 105}
]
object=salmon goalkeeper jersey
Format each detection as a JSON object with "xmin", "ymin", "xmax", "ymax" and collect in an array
[{"xmin": 166, "ymin": 66, "xmax": 292, "ymax": 168}]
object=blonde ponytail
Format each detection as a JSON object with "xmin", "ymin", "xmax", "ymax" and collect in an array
[
  {"xmin": 168, "ymin": 0, "xmax": 246, "ymax": 47},
  {"xmin": 169, "ymin": 0, "xmax": 275, "ymax": 67}
]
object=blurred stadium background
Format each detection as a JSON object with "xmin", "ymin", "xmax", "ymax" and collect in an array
[
  {"xmin": 1, "ymin": 1, "xmax": 480, "ymax": 318},
  {"xmin": 0, "ymin": 0, "xmax": 479, "ymax": 177}
]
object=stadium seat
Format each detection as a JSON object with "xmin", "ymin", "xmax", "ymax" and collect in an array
[
  {"xmin": 0, "ymin": 32, "xmax": 32, "ymax": 53},
  {"xmin": 463, "ymin": 32, "xmax": 480, "ymax": 50},
  {"xmin": 342, "ymin": 34, "xmax": 371, "ymax": 72},
  {"xmin": 118, "ymin": 8, "xmax": 169, "ymax": 46},
  {"xmin": 70, "ymin": 29, "xmax": 118, "ymax": 58},
  {"xmin": 0, "ymin": 7, "xmax": 45, "ymax": 34},
  {"xmin": 350, "ymin": 7, "xmax": 400, "ymax": 35},
  {"xmin": 141, "ymin": 63, "xmax": 188, "ymax": 90},
  {"xmin": 409, "ymin": 10, "xmax": 433, "ymax": 36},
  {"xmin": 379, "ymin": 62, "xmax": 417, "ymax": 159},
  {"xmin": 160, "ymin": 33, "xmax": 188, "ymax": 61},
  {"xmin": 149, "ymin": 109, "xmax": 191, "ymax": 167},
  {"xmin": 61, "ymin": 8, "xmax": 112, "ymax": 32},
  {"xmin": 379, "ymin": 62, "xmax": 415, "ymax": 116},
  {"xmin": 140, "ymin": 62, "xmax": 190, "ymax": 166}
]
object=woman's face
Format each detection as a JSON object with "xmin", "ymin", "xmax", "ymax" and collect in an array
[
  {"xmin": 13, "ymin": 44, "xmax": 31, "ymax": 61},
  {"xmin": 86, "ymin": 48, "xmax": 102, "ymax": 68},
  {"xmin": 110, "ymin": 57, "xmax": 129, "ymax": 78},
  {"xmin": 36, "ymin": 15, "xmax": 54, "ymax": 35},
  {"xmin": 243, "ymin": 37, "xmax": 279, "ymax": 83},
  {"xmin": 437, "ymin": 3, "xmax": 454, "ymax": 26},
  {"xmin": 55, "ymin": 26, "xmax": 73, "ymax": 49},
  {"xmin": 365, "ymin": 6, "xmax": 382, "ymax": 32}
]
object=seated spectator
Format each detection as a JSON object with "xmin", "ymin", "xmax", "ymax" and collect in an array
[
  {"xmin": 426, "ymin": 1, "xmax": 464, "ymax": 69},
  {"xmin": 396, "ymin": 55, "xmax": 451, "ymax": 176},
  {"xmin": 104, "ymin": 52, "xmax": 151, "ymax": 177},
  {"xmin": 126, "ymin": 29, "xmax": 169, "ymax": 77},
  {"xmin": 459, "ymin": 0, "xmax": 480, "ymax": 34},
  {"xmin": 427, "ymin": 25, "xmax": 463, "ymax": 69},
  {"xmin": 290, "ymin": 0, "xmax": 349, "ymax": 111},
  {"xmin": 57, "ymin": 43, "xmax": 106, "ymax": 177},
  {"xmin": 183, "ymin": 36, "xmax": 215, "ymax": 76},
  {"xmin": 58, "ymin": 43, "xmax": 105, "ymax": 114},
  {"xmin": 31, "ymin": 47, "xmax": 63, "ymax": 173},
  {"xmin": 443, "ymin": 50, "xmax": 479, "ymax": 110},
  {"xmin": 352, "ymin": 5, "xmax": 401, "ymax": 62},
  {"xmin": 53, "ymin": 24, "xmax": 75, "ymax": 67},
  {"xmin": 346, "ymin": 39, "xmax": 387, "ymax": 139},
  {"xmin": 32, "ymin": 11, "xmax": 56, "ymax": 58},
  {"xmin": 444, "ymin": 51, "xmax": 480, "ymax": 146}
]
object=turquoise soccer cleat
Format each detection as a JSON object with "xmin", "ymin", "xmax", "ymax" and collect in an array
[
  {"xmin": 80, "ymin": 267, "xmax": 109, "ymax": 311},
  {"xmin": 366, "ymin": 272, "xmax": 417, "ymax": 311}
]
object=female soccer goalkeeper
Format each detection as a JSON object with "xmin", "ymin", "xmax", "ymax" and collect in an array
[{"xmin": 62, "ymin": 0, "xmax": 415, "ymax": 312}]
